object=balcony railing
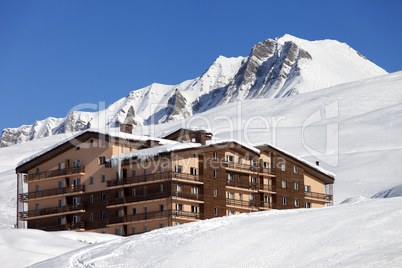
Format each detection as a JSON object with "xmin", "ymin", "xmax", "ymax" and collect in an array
[
  {"xmin": 304, "ymin": 191, "xmax": 333, "ymax": 201},
  {"xmin": 25, "ymin": 166, "xmax": 85, "ymax": 182},
  {"xmin": 226, "ymin": 180, "xmax": 258, "ymax": 190},
  {"xmin": 19, "ymin": 185, "xmax": 85, "ymax": 201},
  {"xmin": 107, "ymin": 171, "xmax": 203, "ymax": 188},
  {"xmin": 226, "ymin": 198, "xmax": 259, "ymax": 208},
  {"xmin": 225, "ymin": 162, "xmax": 275, "ymax": 175},
  {"xmin": 39, "ymin": 222, "xmax": 85, "ymax": 231},
  {"xmin": 108, "ymin": 210, "xmax": 202, "ymax": 225},
  {"xmin": 19, "ymin": 203, "xmax": 85, "ymax": 219},
  {"xmin": 108, "ymin": 190, "xmax": 204, "ymax": 206},
  {"xmin": 259, "ymin": 184, "xmax": 276, "ymax": 192}
]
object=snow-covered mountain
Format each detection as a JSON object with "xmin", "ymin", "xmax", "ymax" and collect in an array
[{"xmin": 0, "ymin": 34, "xmax": 387, "ymax": 147}]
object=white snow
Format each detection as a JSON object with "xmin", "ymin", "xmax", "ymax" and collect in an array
[
  {"xmin": 30, "ymin": 197, "xmax": 402, "ymax": 267},
  {"xmin": 0, "ymin": 70, "xmax": 401, "ymax": 267},
  {"xmin": 372, "ymin": 184, "xmax": 402, "ymax": 198}
]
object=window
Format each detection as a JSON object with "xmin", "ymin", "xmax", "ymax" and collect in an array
[
  {"xmin": 36, "ymin": 167, "xmax": 40, "ymax": 174},
  {"xmin": 249, "ymin": 193, "xmax": 255, "ymax": 201},
  {"xmin": 101, "ymin": 174, "xmax": 106, "ymax": 183},
  {"xmin": 228, "ymin": 192, "xmax": 234, "ymax": 199},
  {"xmin": 226, "ymin": 155, "xmax": 234, "ymax": 162},
  {"xmin": 239, "ymin": 175, "xmax": 243, "ymax": 182},
  {"xmin": 35, "ymin": 221, "xmax": 39, "ymax": 228},
  {"xmin": 191, "ymin": 205, "xmax": 199, "ymax": 213},
  {"xmin": 281, "ymin": 180, "xmax": 287, "ymax": 188},
  {"xmin": 305, "ymin": 185, "xmax": 311, "ymax": 192},
  {"xmin": 250, "ymin": 177, "xmax": 257, "ymax": 184},
  {"xmin": 175, "ymin": 222, "xmax": 182, "ymax": 226},
  {"xmin": 89, "ymin": 213, "xmax": 93, "ymax": 222},
  {"xmin": 159, "ymin": 184, "xmax": 163, "ymax": 193},
  {"xmin": 294, "ymin": 182, "xmax": 299, "ymax": 190},
  {"xmin": 159, "ymin": 166, "xmax": 163, "ymax": 173},
  {"xmin": 89, "ymin": 195, "xmax": 94, "ymax": 204},
  {"xmin": 59, "ymin": 217, "xmax": 65, "ymax": 225},
  {"xmin": 176, "ymin": 184, "xmax": 183, "ymax": 192},
  {"xmin": 227, "ymin": 173, "xmax": 234, "ymax": 181},
  {"xmin": 144, "ymin": 225, "xmax": 148, "ymax": 232},
  {"xmin": 89, "ymin": 176, "xmax": 94, "ymax": 184},
  {"xmin": 59, "ymin": 199, "xmax": 66, "ymax": 207},
  {"xmin": 132, "ymin": 226, "xmax": 136, "ymax": 234},
  {"xmin": 101, "ymin": 212, "xmax": 106, "ymax": 220},
  {"xmin": 213, "ymin": 151, "xmax": 217, "ymax": 160},
  {"xmin": 89, "ymin": 139, "xmax": 94, "ymax": 148},
  {"xmin": 132, "ymin": 188, "xmax": 136, "ymax": 196},
  {"xmin": 160, "ymin": 204, "xmax": 164, "ymax": 212},
  {"xmin": 59, "ymin": 180, "xmax": 66, "ymax": 188},
  {"xmin": 190, "ymin": 167, "xmax": 197, "ymax": 175},
  {"xmin": 132, "ymin": 208, "xmax": 136, "ymax": 215},
  {"xmin": 282, "ymin": 197, "xmax": 287, "ymax": 205},
  {"xmin": 59, "ymin": 162, "xmax": 65, "ymax": 169},
  {"xmin": 101, "ymin": 139, "xmax": 106, "ymax": 147},
  {"xmin": 239, "ymin": 193, "xmax": 242, "ymax": 200},
  {"xmin": 121, "ymin": 144, "xmax": 124, "ymax": 153},
  {"xmin": 228, "ymin": 210, "xmax": 235, "ymax": 216},
  {"xmin": 214, "ymin": 207, "xmax": 218, "ymax": 216},
  {"xmin": 132, "ymin": 170, "xmax": 136, "ymax": 177},
  {"xmin": 116, "ymin": 190, "xmax": 123, "ymax": 198},
  {"xmin": 35, "ymin": 184, "xmax": 39, "ymax": 192},
  {"xmin": 76, "ymin": 146, "xmax": 80, "ymax": 151},
  {"xmin": 191, "ymin": 186, "xmax": 198, "ymax": 195},
  {"xmin": 144, "ymin": 206, "xmax": 148, "ymax": 214},
  {"xmin": 159, "ymin": 223, "xmax": 164, "ymax": 228},
  {"xmin": 264, "ymin": 195, "xmax": 271, "ymax": 203},
  {"xmin": 72, "ymin": 215, "xmax": 80, "ymax": 223},
  {"xmin": 36, "ymin": 203, "xmax": 40, "ymax": 210},
  {"xmin": 73, "ymin": 178, "xmax": 81, "ymax": 186},
  {"xmin": 117, "ymin": 209, "xmax": 124, "ymax": 217},
  {"xmin": 101, "ymin": 193, "xmax": 106, "ymax": 202},
  {"xmin": 213, "ymin": 188, "xmax": 218, "ymax": 197},
  {"xmin": 238, "ymin": 157, "xmax": 242, "ymax": 164},
  {"xmin": 99, "ymin": 156, "xmax": 106, "ymax": 165},
  {"xmin": 281, "ymin": 163, "xmax": 286, "ymax": 171},
  {"xmin": 293, "ymin": 166, "xmax": 299, "ymax": 173},
  {"xmin": 213, "ymin": 170, "xmax": 217, "ymax": 178},
  {"xmin": 295, "ymin": 199, "xmax": 300, "ymax": 207},
  {"xmin": 73, "ymin": 197, "xmax": 81, "ymax": 206},
  {"xmin": 143, "ymin": 186, "xmax": 147, "ymax": 195},
  {"xmin": 194, "ymin": 154, "xmax": 198, "ymax": 158},
  {"xmin": 116, "ymin": 228, "xmax": 123, "ymax": 236},
  {"xmin": 250, "ymin": 159, "xmax": 256, "ymax": 166},
  {"xmin": 263, "ymin": 162, "xmax": 270, "ymax": 169},
  {"xmin": 305, "ymin": 202, "xmax": 311, "ymax": 208},
  {"xmin": 176, "ymin": 204, "xmax": 183, "ymax": 211},
  {"xmin": 175, "ymin": 165, "xmax": 182, "ymax": 173}
]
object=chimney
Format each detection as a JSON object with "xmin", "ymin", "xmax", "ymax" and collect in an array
[
  {"xmin": 120, "ymin": 123, "xmax": 133, "ymax": 134},
  {"xmin": 146, "ymin": 139, "xmax": 160, "ymax": 148},
  {"xmin": 195, "ymin": 131, "xmax": 206, "ymax": 145},
  {"xmin": 316, "ymin": 161, "xmax": 319, "ymax": 166}
]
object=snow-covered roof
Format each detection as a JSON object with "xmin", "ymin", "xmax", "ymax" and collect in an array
[
  {"xmin": 160, "ymin": 126, "xmax": 213, "ymax": 139},
  {"xmin": 256, "ymin": 143, "xmax": 335, "ymax": 179},
  {"xmin": 17, "ymin": 128, "xmax": 169, "ymax": 168}
]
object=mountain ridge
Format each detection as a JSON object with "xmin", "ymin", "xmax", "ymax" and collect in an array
[{"xmin": 1, "ymin": 34, "xmax": 387, "ymax": 147}]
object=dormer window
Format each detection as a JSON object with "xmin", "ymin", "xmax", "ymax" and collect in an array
[{"xmin": 89, "ymin": 139, "xmax": 94, "ymax": 148}]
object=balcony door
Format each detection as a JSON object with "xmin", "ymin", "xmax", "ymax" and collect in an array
[{"xmin": 73, "ymin": 178, "xmax": 81, "ymax": 187}]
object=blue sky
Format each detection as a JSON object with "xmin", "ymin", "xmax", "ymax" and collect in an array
[{"xmin": 0, "ymin": 0, "xmax": 401, "ymax": 132}]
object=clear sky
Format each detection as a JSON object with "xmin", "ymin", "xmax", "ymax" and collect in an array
[{"xmin": 0, "ymin": 0, "xmax": 401, "ymax": 133}]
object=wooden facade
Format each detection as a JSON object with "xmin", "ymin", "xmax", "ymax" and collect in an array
[{"xmin": 16, "ymin": 130, "xmax": 334, "ymax": 235}]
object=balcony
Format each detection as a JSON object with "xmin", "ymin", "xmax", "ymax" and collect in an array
[
  {"xmin": 226, "ymin": 198, "xmax": 259, "ymax": 209},
  {"xmin": 107, "ymin": 171, "xmax": 203, "ymax": 188},
  {"xmin": 304, "ymin": 191, "xmax": 333, "ymax": 202},
  {"xmin": 25, "ymin": 166, "xmax": 85, "ymax": 182},
  {"xmin": 19, "ymin": 185, "xmax": 85, "ymax": 201},
  {"xmin": 19, "ymin": 204, "xmax": 85, "ymax": 219},
  {"xmin": 108, "ymin": 190, "xmax": 204, "ymax": 207},
  {"xmin": 259, "ymin": 184, "xmax": 276, "ymax": 192},
  {"xmin": 226, "ymin": 180, "xmax": 258, "ymax": 190},
  {"xmin": 224, "ymin": 162, "xmax": 275, "ymax": 175},
  {"xmin": 108, "ymin": 210, "xmax": 202, "ymax": 225},
  {"xmin": 39, "ymin": 222, "xmax": 85, "ymax": 231}
]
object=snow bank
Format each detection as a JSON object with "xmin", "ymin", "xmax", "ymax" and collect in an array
[{"xmin": 30, "ymin": 197, "xmax": 402, "ymax": 267}]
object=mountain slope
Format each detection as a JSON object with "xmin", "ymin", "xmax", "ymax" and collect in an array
[
  {"xmin": 31, "ymin": 197, "xmax": 402, "ymax": 268},
  {"xmin": 1, "ymin": 34, "xmax": 387, "ymax": 147}
]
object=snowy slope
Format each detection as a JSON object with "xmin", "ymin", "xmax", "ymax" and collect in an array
[
  {"xmin": 30, "ymin": 197, "xmax": 402, "ymax": 267},
  {"xmin": 1, "ymin": 34, "xmax": 387, "ymax": 147}
]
